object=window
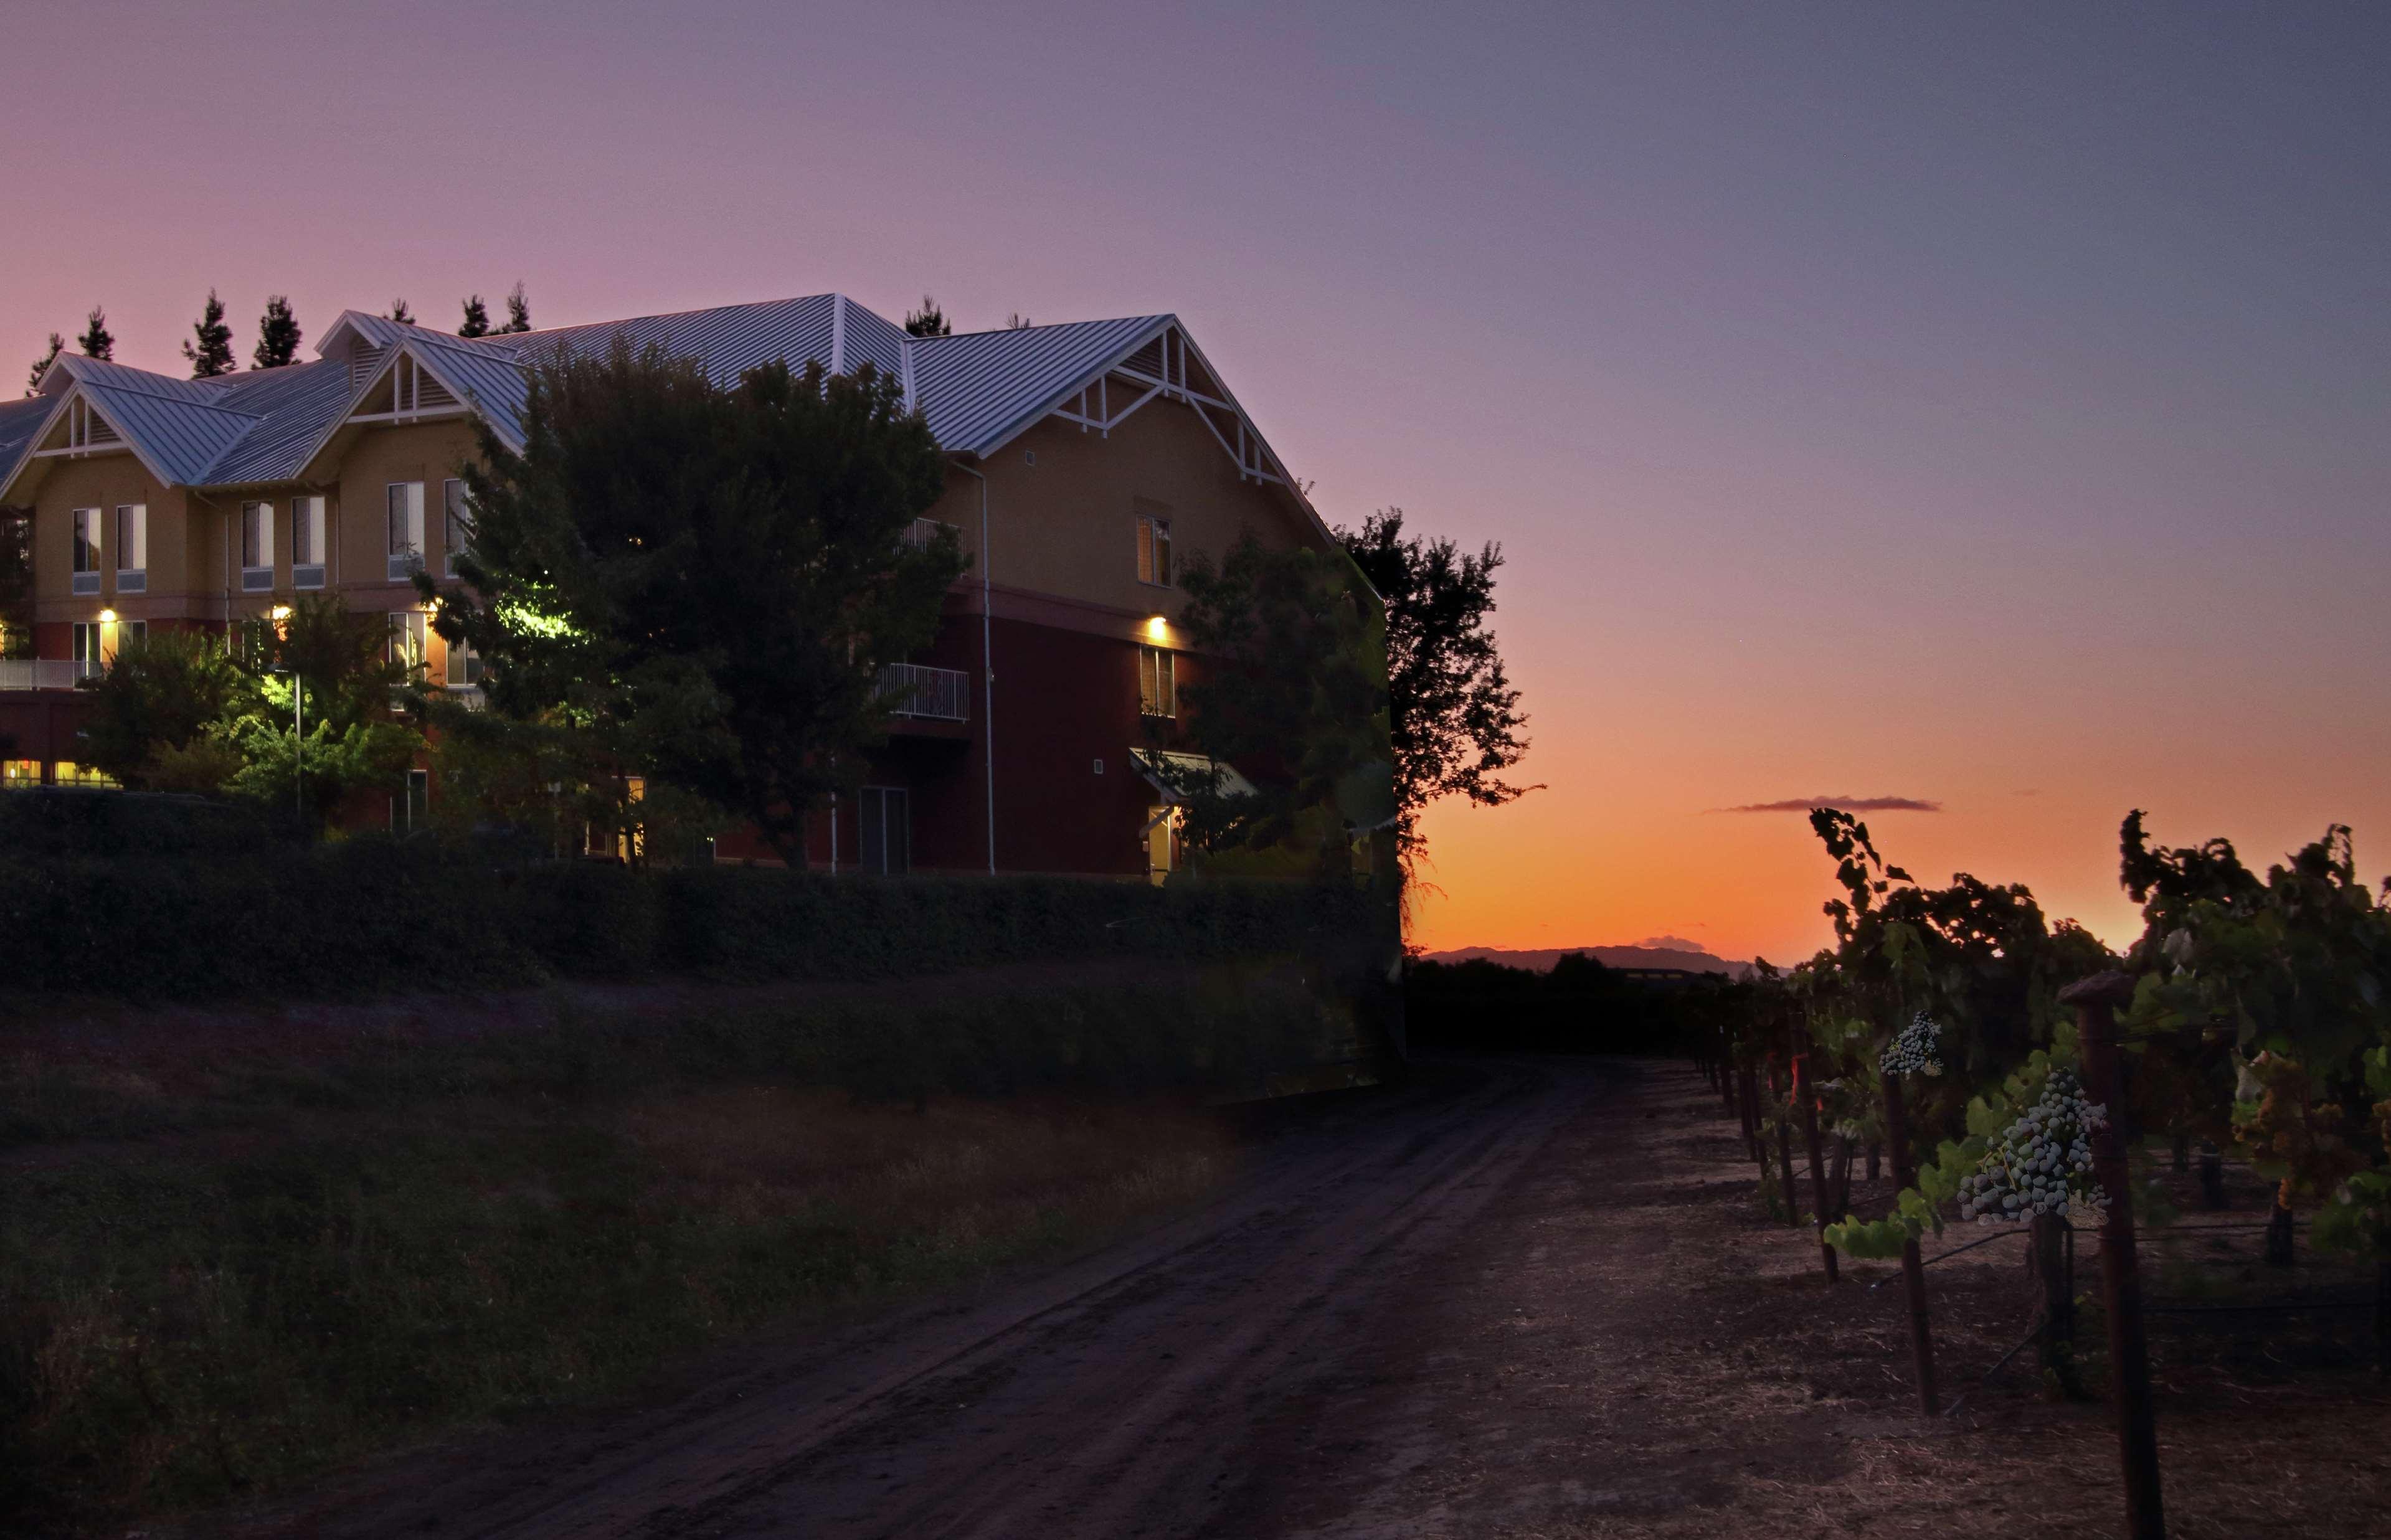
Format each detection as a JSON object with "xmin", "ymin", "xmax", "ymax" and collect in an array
[
  {"xmin": 53, "ymin": 761, "xmax": 119, "ymax": 789},
  {"xmin": 115, "ymin": 504, "xmax": 146, "ymax": 592},
  {"xmin": 1, "ymin": 759, "xmax": 40, "ymax": 790},
  {"xmin": 1137, "ymin": 511, "xmax": 1172, "ymax": 587},
  {"xmin": 1138, "ymin": 645, "xmax": 1175, "ymax": 717},
  {"xmin": 387, "ymin": 611, "xmax": 428, "ymax": 674},
  {"xmin": 121, "ymin": 620, "xmax": 146, "ymax": 652},
  {"xmin": 444, "ymin": 631, "xmax": 482, "ymax": 687},
  {"xmin": 291, "ymin": 496, "xmax": 327, "ymax": 588},
  {"xmin": 70, "ymin": 508, "xmax": 100, "ymax": 594},
  {"xmin": 856, "ymin": 787, "xmax": 911, "ymax": 876},
  {"xmin": 387, "ymin": 482, "xmax": 425, "ymax": 579},
  {"xmin": 442, "ymin": 479, "xmax": 472, "ymax": 577},
  {"xmin": 70, "ymin": 621, "xmax": 103, "ymax": 678},
  {"xmin": 240, "ymin": 501, "xmax": 274, "ymax": 590},
  {"xmin": 391, "ymin": 767, "xmax": 428, "ymax": 831}
]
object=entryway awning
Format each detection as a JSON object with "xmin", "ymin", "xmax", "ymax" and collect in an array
[{"xmin": 1129, "ymin": 749, "xmax": 1259, "ymax": 804}]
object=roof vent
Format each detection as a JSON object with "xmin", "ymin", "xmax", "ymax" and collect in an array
[{"xmin": 350, "ymin": 344, "xmax": 386, "ymax": 393}]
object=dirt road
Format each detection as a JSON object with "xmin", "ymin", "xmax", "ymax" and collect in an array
[{"xmin": 228, "ymin": 1059, "xmax": 1606, "ymax": 1539}]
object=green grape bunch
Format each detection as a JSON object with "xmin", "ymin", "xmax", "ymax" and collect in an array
[
  {"xmin": 1879, "ymin": 1013, "xmax": 1945, "ymax": 1077},
  {"xmin": 1958, "ymin": 1068, "xmax": 2108, "ymax": 1224}
]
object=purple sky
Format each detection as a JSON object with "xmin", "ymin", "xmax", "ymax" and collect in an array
[{"xmin": 7, "ymin": 3, "xmax": 2387, "ymax": 959}]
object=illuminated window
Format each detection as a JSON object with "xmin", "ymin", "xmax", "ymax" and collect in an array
[
  {"xmin": 52, "ymin": 761, "xmax": 119, "ymax": 789},
  {"xmin": 70, "ymin": 621, "xmax": 103, "ymax": 678},
  {"xmin": 1138, "ymin": 645, "xmax": 1175, "ymax": 717},
  {"xmin": 1, "ymin": 759, "xmax": 40, "ymax": 790},
  {"xmin": 1136, "ymin": 511, "xmax": 1172, "ymax": 587},
  {"xmin": 387, "ymin": 612, "xmax": 428, "ymax": 674}
]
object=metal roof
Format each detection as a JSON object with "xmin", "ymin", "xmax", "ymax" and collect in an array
[
  {"xmin": 0, "ymin": 295, "xmax": 1296, "ymax": 502},
  {"xmin": 909, "ymin": 316, "xmax": 1171, "ymax": 454}
]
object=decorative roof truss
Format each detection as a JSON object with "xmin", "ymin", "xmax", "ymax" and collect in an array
[{"xmin": 1044, "ymin": 323, "xmax": 1290, "ymax": 488}]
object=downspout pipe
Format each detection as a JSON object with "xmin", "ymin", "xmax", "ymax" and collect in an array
[{"xmin": 949, "ymin": 458, "xmax": 995, "ymax": 876}]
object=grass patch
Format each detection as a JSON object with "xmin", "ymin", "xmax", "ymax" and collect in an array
[{"xmin": 0, "ymin": 968, "xmax": 1317, "ymax": 1535}]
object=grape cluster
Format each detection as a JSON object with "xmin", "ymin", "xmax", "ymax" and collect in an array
[
  {"xmin": 1878, "ymin": 1013, "xmax": 1944, "ymax": 1078},
  {"xmin": 1958, "ymin": 1068, "xmax": 2108, "ymax": 1224}
]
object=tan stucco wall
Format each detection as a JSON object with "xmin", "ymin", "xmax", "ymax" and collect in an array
[
  {"xmin": 922, "ymin": 396, "xmax": 1322, "ymax": 625},
  {"xmin": 329, "ymin": 418, "xmax": 483, "ymax": 600},
  {"xmin": 28, "ymin": 454, "xmax": 187, "ymax": 624}
]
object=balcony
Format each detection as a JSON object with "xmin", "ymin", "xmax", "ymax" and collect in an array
[
  {"xmin": 0, "ymin": 660, "xmax": 93, "ymax": 691},
  {"xmin": 901, "ymin": 518, "xmax": 960, "ymax": 551},
  {"xmin": 877, "ymin": 662, "xmax": 969, "ymax": 722}
]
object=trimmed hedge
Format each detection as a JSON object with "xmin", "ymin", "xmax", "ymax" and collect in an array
[{"xmin": 0, "ymin": 828, "xmax": 1382, "ymax": 1001}]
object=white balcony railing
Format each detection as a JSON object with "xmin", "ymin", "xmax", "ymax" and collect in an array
[
  {"xmin": 902, "ymin": 518, "xmax": 960, "ymax": 551},
  {"xmin": 0, "ymin": 659, "xmax": 92, "ymax": 691},
  {"xmin": 877, "ymin": 661, "xmax": 969, "ymax": 721}
]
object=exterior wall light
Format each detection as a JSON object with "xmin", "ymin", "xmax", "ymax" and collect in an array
[
  {"xmin": 1145, "ymin": 615, "xmax": 1168, "ymax": 641},
  {"xmin": 97, "ymin": 608, "xmax": 117, "ymax": 623}
]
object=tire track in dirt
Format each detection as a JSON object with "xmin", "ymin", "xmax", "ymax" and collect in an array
[{"xmin": 220, "ymin": 1058, "xmax": 1612, "ymax": 1539}]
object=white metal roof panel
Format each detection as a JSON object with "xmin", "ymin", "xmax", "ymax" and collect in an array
[
  {"xmin": 196, "ymin": 359, "xmax": 354, "ymax": 485},
  {"xmin": 907, "ymin": 316, "xmax": 1171, "ymax": 453},
  {"xmin": 78, "ymin": 383, "xmax": 260, "ymax": 486}
]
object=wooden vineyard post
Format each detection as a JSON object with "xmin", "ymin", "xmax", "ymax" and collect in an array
[
  {"xmin": 1796, "ymin": 1053, "xmax": 1839, "ymax": 1282},
  {"xmin": 1740, "ymin": 1064, "xmax": 1763, "ymax": 1165},
  {"xmin": 1880, "ymin": 1071, "xmax": 1939, "ymax": 1415},
  {"xmin": 1771, "ymin": 1059, "xmax": 1802, "ymax": 1226},
  {"xmin": 2063, "ymin": 971, "xmax": 2165, "ymax": 1540}
]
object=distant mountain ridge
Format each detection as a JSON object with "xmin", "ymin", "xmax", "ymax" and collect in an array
[{"xmin": 1421, "ymin": 944, "xmax": 1748, "ymax": 977}]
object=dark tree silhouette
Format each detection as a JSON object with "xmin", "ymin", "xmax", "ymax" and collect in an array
[
  {"xmin": 25, "ymin": 334, "xmax": 62, "ymax": 395},
  {"xmin": 496, "ymin": 282, "xmax": 531, "ymax": 334},
  {"xmin": 184, "ymin": 290, "xmax": 236, "ymax": 377},
  {"xmin": 253, "ymin": 296, "xmax": 303, "ymax": 369},
  {"xmin": 1335, "ymin": 508, "xmax": 1533, "ymax": 859},
  {"xmin": 902, "ymin": 296, "xmax": 950, "ymax": 338},
  {"xmin": 458, "ymin": 294, "xmax": 491, "ymax": 337},
  {"xmin": 387, "ymin": 298, "xmax": 415, "ymax": 324},
  {"xmin": 77, "ymin": 308, "xmax": 113, "ymax": 361}
]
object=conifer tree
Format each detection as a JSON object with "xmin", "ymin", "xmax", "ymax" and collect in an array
[
  {"xmin": 497, "ymin": 282, "xmax": 531, "ymax": 334},
  {"xmin": 387, "ymin": 298, "xmax": 415, "ymax": 324},
  {"xmin": 183, "ymin": 289, "xmax": 237, "ymax": 377},
  {"xmin": 1005, "ymin": 313, "xmax": 1033, "ymax": 330},
  {"xmin": 253, "ymin": 296, "xmax": 303, "ymax": 369},
  {"xmin": 77, "ymin": 307, "xmax": 114, "ymax": 361},
  {"xmin": 25, "ymin": 334, "xmax": 63, "ymax": 395},
  {"xmin": 458, "ymin": 294, "xmax": 491, "ymax": 337},
  {"xmin": 903, "ymin": 296, "xmax": 950, "ymax": 338}
]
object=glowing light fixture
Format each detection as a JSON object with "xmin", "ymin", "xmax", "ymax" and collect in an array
[
  {"xmin": 270, "ymin": 605, "xmax": 292, "ymax": 620},
  {"xmin": 97, "ymin": 608, "xmax": 116, "ymax": 623},
  {"xmin": 1144, "ymin": 615, "xmax": 1168, "ymax": 641}
]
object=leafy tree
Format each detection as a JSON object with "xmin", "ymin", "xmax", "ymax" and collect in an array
[
  {"xmin": 498, "ymin": 281, "xmax": 532, "ymax": 334},
  {"xmin": 0, "ymin": 509, "xmax": 32, "ymax": 656},
  {"xmin": 903, "ymin": 296, "xmax": 950, "ymax": 338},
  {"xmin": 458, "ymin": 294, "xmax": 491, "ymax": 338},
  {"xmin": 77, "ymin": 307, "xmax": 113, "ymax": 361},
  {"xmin": 77, "ymin": 629, "xmax": 260, "ymax": 789},
  {"xmin": 1336, "ymin": 509, "xmax": 1532, "ymax": 862},
  {"xmin": 26, "ymin": 333, "xmax": 63, "ymax": 395},
  {"xmin": 424, "ymin": 339, "xmax": 964, "ymax": 864},
  {"xmin": 387, "ymin": 298, "xmax": 415, "ymax": 324},
  {"xmin": 1164, "ymin": 532, "xmax": 1391, "ymax": 870},
  {"xmin": 182, "ymin": 289, "xmax": 236, "ymax": 378},
  {"xmin": 253, "ymin": 296, "xmax": 302, "ymax": 369}
]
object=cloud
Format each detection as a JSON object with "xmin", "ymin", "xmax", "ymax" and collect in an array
[
  {"xmin": 1714, "ymin": 795, "xmax": 1943, "ymax": 814},
  {"xmin": 1637, "ymin": 934, "xmax": 1711, "ymax": 952}
]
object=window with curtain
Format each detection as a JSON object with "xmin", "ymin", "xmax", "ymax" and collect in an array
[
  {"xmin": 442, "ymin": 479, "xmax": 472, "ymax": 577},
  {"xmin": 291, "ymin": 496, "xmax": 327, "ymax": 585},
  {"xmin": 114, "ymin": 504, "xmax": 146, "ymax": 575},
  {"xmin": 1137, "ymin": 511, "xmax": 1172, "ymax": 587},
  {"xmin": 387, "ymin": 482, "xmax": 425, "ymax": 577},
  {"xmin": 1138, "ymin": 645, "xmax": 1176, "ymax": 717}
]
